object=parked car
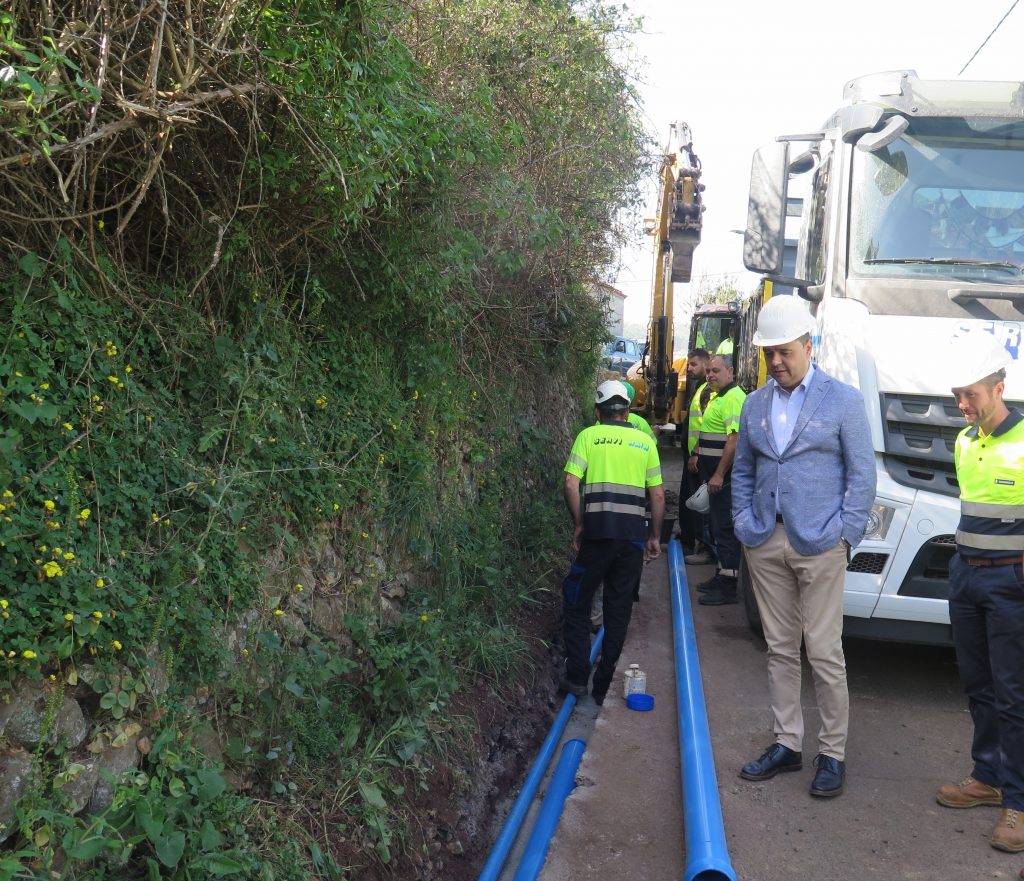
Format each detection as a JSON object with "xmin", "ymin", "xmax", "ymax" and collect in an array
[{"xmin": 602, "ymin": 336, "xmax": 643, "ymax": 375}]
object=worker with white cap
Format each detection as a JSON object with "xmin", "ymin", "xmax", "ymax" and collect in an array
[
  {"xmin": 935, "ymin": 332, "xmax": 1024, "ymax": 856},
  {"xmin": 731, "ymin": 295, "xmax": 876, "ymax": 799},
  {"xmin": 558, "ymin": 380, "xmax": 665, "ymax": 706}
]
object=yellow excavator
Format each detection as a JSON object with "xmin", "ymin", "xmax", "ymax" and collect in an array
[{"xmin": 628, "ymin": 122, "xmax": 704, "ymax": 425}]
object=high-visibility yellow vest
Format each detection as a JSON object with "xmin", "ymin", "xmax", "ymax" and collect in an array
[
  {"xmin": 954, "ymin": 408, "xmax": 1024, "ymax": 558},
  {"xmin": 698, "ymin": 384, "xmax": 746, "ymax": 461},
  {"xmin": 565, "ymin": 421, "xmax": 663, "ymax": 541},
  {"xmin": 628, "ymin": 412, "xmax": 656, "ymax": 439},
  {"xmin": 687, "ymin": 382, "xmax": 715, "ymax": 455}
]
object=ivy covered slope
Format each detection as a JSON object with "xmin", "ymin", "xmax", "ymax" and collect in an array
[{"xmin": 0, "ymin": 1, "xmax": 646, "ymax": 878}]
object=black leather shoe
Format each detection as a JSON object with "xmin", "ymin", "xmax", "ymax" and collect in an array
[
  {"xmin": 810, "ymin": 754, "xmax": 845, "ymax": 797},
  {"xmin": 739, "ymin": 744, "xmax": 803, "ymax": 781},
  {"xmin": 696, "ymin": 574, "xmax": 723, "ymax": 593},
  {"xmin": 699, "ymin": 588, "xmax": 738, "ymax": 606}
]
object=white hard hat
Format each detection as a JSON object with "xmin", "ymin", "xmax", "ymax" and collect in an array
[
  {"xmin": 595, "ymin": 379, "xmax": 630, "ymax": 407},
  {"xmin": 948, "ymin": 332, "xmax": 1012, "ymax": 388},
  {"xmin": 684, "ymin": 483, "xmax": 710, "ymax": 514},
  {"xmin": 751, "ymin": 296, "xmax": 817, "ymax": 347}
]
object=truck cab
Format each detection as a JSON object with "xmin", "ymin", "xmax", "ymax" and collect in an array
[{"xmin": 743, "ymin": 71, "xmax": 1024, "ymax": 645}]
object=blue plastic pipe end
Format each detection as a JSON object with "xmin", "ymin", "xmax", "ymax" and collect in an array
[
  {"xmin": 511, "ymin": 739, "xmax": 586, "ymax": 881},
  {"xmin": 476, "ymin": 629, "xmax": 603, "ymax": 881}
]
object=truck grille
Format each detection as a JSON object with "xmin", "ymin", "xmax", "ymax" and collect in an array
[
  {"xmin": 880, "ymin": 394, "xmax": 962, "ymax": 498},
  {"xmin": 847, "ymin": 552, "xmax": 889, "ymax": 575}
]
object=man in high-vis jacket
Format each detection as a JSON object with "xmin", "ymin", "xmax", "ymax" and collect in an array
[
  {"xmin": 935, "ymin": 332, "xmax": 1024, "ymax": 855},
  {"xmin": 680, "ymin": 348, "xmax": 712, "ymax": 558},
  {"xmin": 560, "ymin": 380, "xmax": 665, "ymax": 706},
  {"xmin": 693, "ymin": 353, "xmax": 746, "ymax": 604}
]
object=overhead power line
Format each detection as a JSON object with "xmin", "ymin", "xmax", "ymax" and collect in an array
[{"xmin": 959, "ymin": 0, "xmax": 1020, "ymax": 75}]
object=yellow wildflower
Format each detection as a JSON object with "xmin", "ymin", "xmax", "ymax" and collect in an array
[
  {"xmin": 46, "ymin": 520, "xmax": 60, "ymax": 529},
  {"xmin": 241, "ymin": 648, "xmax": 249, "ymax": 657},
  {"xmin": 315, "ymin": 395, "xmax": 328, "ymax": 409},
  {"xmin": 43, "ymin": 562, "xmax": 64, "ymax": 578},
  {"xmin": 39, "ymin": 382, "xmax": 49, "ymax": 390},
  {"xmin": 110, "ymin": 640, "xmax": 122, "ymax": 651},
  {"xmin": 95, "ymin": 578, "xmax": 105, "ymax": 588},
  {"xmin": 294, "ymin": 583, "xmax": 303, "ymax": 593},
  {"xmin": 412, "ymin": 389, "xmax": 419, "ymax": 400},
  {"xmin": 332, "ymin": 503, "xmax": 340, "ymax": 511},
  {"xmin": 0, "ymin": 599, "xmax": 7, "ymax": 609},
  {"xmin": 361, "ymin": 532, "xmax": 369, "ymax": 539},
  {"xmin": 151, "ymin": 512, "xmax": 159, "ymax": 522},
  {"xmin": 63, "ymin": 552, "xmax": 74, "ymax": 561},
  {"xmin": 22, "ymin": 650, "xmax": 36, "ymax": 660},
  {"xmin": 62, "ymin": 422, "xmax": 74, "ymax": 431},
  {"xmin": 125, "ymin": 365, "xmax": 133, "ymax": 373},
  {"xmin": 107, "ymin": 375, "xmax": 118, "ymax": 384},
  {"xmin": 420, "ymin": 614, "xmax": 429, "ymax": 622},
  {"xmin": 1, "ymin": 490, "xmax": 12, "ymax": 498},
  {"xmin": 64, "ymin": 613, "xmax": 74, "ymax": 621},
  {"xmin": 91, "ymin": 395, "xmax": 100, "ymax": 402},
  {"xmin": 97, "ymin": 220, "xmax": 105, "ymax": 230},
  {"xmin": 43, "ymin": 499, "xmax": 56, "ymax": 511},
  {"xmin": 91, "ymin": 611, "xmax": 102, "ymax": 620},
  {"xmin": 77, "ymin": 508, "xmax": 90, "ymax": 521},
  {"xmin": 273, "ymin": 609, "xmax": 284, "ymax": 617}
]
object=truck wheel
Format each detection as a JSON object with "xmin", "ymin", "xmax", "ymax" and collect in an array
[{"xmin": 738, "ymin": 557, "xmax": 764, "ymax": 639}]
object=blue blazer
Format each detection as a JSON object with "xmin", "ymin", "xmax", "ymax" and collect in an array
[{"xmin": 731, "ymin": 369, "xmax": 877, "ymax": 556}]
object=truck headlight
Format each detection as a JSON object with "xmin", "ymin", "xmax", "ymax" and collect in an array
[{"xmin": 863, "ymin": 503, "xmax": 895, "ymax": 541}]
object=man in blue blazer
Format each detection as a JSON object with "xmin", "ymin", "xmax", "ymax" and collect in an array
[{"xmin": 731, "ymin": 296, "xmax": 876, "ymax": 799}]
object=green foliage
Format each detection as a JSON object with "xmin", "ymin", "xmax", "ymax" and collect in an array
[{"xmin": 0, "ymin": 0, "xmax": 647, "ymax": 875}]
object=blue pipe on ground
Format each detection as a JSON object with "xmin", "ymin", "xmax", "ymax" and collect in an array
[
  {"xmin": 477, "ymin": 628, "xmax": 604, "ymax": 881},
  {"xmin": 669, "ymin": 539, "xmax": 737, "ymax": 881},
  {"xmin": 510, "ymin": 739, "xmax": 586, "ymax": 881}
]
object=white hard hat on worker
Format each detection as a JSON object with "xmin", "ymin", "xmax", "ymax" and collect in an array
[
  {"xmin": 595, "ymin": 379, "xmax": 630, "ymax": 409},
  {"xmin": 947, "ymin": 332, "xmax": 1012, "ymax": 390},
  {"xmin": 751, "ymin": 296, "xmax": 817, "ymax": 347}
]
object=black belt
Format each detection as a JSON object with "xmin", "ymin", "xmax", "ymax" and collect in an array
[
  {"xmin": 775, "ymin": 513, "xmax": 785, "ymax": 524},
  {"xmin": 960, "ymin": 555, "xmax": 1021, "ymax": 568}
]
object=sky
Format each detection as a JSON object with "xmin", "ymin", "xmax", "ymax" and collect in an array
[{"xmin": 614, "ymin": 0, "xmax": 1024, "ymax": 336}]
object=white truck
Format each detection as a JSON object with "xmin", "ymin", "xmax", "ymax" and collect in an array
[{"xmin": 742, "ymin": 70, "xmax": 1024, "ymax": 644}]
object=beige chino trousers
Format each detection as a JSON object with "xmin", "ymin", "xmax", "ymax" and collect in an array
[{"xmin": 743, "ymin": 524, "xmax": 849, "ymax": 760}]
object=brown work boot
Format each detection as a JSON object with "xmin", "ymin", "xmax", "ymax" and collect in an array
[
  {"xmin": 936, "ymin": 776, "xmax": 1003, "ymax": 808},
  {"xmin": 992, "ymin": 808, "xmax": 1024, "ymax": 853}
]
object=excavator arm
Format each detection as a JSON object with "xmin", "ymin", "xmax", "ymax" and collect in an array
[{"xmin": 635, "ymin": 122, "xmax": 704, "ymax": 424}]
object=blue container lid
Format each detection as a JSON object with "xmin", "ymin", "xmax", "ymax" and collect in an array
[{"xmin": 626, "ymin": 693, "xmax": 654, "ymax": 712}]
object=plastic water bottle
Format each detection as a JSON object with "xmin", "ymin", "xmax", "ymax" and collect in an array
[{"xmin": 623, "ymin": 664, "xmax": 647, "ymax": 698}]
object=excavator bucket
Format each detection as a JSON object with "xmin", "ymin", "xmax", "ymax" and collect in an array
[{"xmin": 670, "ymin": 228, "xmax": 701, "ymax": 283}]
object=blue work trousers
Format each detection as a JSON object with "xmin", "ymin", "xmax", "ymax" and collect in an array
[
  {"xmin": 562, "ymin": 538, "xmax": 644, "ymax": 701},
  {"xmin": 948, "ymin": 553, "xmax": 1024, "ymax": 810}
]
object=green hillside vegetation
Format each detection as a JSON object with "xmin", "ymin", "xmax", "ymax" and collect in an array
[{"xmin": 0, "ymin": 0, "xmax": 647, "ymax": 877}]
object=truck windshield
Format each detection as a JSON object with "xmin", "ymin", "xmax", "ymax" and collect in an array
[{"xmin": 849, "ymin": 118, "xmax": 1024, "ymax": 281}]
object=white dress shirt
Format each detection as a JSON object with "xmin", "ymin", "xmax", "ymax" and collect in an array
[{"xmin": 771, "ymin": 364, "xmax": 815, "ymax": 513}]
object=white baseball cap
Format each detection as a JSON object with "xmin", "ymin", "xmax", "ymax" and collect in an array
[
  {"xmin": 948, "ymin": 333, "xmax": 1012, "ymax": 388},
  {"xmin": 752, "ymin": 296, "xmax": 817, "ymax": 347},
  {"xmin": 595, "ymin": 379, "xmax": 630, "ymax": 407}
]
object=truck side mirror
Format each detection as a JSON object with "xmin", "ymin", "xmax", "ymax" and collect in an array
[{"xmin": 743, "ymin": 142, "xmax": 789, "ymax": 275}]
